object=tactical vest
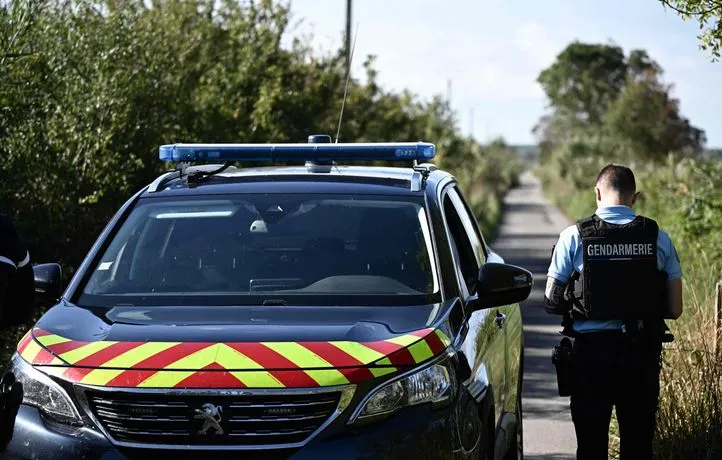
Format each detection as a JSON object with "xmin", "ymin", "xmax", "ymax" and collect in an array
[{"xmin": 572, "ymin": 214, "xmax": 668, "ymax": 321}]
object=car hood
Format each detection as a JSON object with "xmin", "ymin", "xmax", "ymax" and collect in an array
[{"xmin": 17, "ymin": 302, "xmax": 454, "ymax": 389}]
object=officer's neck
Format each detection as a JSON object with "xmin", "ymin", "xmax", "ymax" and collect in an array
[
  {"xmin": 597, "ymin": 199, "xmax": 634, "ymax": 209},
  {"xmin": 595, "ymin": 187, "xmax": 636, "ymax": 208}
]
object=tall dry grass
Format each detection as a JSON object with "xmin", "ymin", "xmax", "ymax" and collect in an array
[{"xmin": 652, "ymin": 268, "xmax": 722, "ymax": 459}]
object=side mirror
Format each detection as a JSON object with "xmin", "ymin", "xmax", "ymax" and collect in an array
[
  {"xmin": 474, "ymin": 262, "xmax": 533, "ymax": 310},
  {"xmin": 33, "ymin": 263, "xmax": 63, "ymax": 307}
]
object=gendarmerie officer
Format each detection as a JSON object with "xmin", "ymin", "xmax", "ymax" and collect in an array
[
  {"xmin": 544, "ymin": 164, "xmax": 683, "ymax": 460},
  {"xmin": 0, "ymin": 213, "xmax": 35, "ymax": 451},
  {"xmin": 0, "ymin": 214, "xmax": 34, "ymax": 327}
]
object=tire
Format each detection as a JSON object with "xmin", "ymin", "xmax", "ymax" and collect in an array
[
  {"xmin": 473, "ymin": 402, "xmax": 494, "ymax": 460},
  {"xmin": 480, "ymin": 416, "xmax": 494, "ymax": 460},
  {"xmin": 503, "ymin": 393, "xmax": 523, "ymax": 460}
]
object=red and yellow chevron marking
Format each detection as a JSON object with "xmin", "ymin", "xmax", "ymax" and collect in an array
[{"xmin": 16, "ymin": 327, "xmax": 451, "ymax": 389}]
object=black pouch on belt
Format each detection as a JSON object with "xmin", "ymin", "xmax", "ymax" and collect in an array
[{"xmin": 551, "ymin": 337, "xmax": 574, "ymax": 397}]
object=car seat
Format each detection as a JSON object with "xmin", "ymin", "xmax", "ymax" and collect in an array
[{"xmin": 356, "ymin": 206, "xmax": 430, "ymax": 291}]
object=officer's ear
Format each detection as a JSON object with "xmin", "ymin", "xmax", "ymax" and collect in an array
[
  {"xmin": 632, "ymin": 191, "xmax": 641, "ymax": 205},
  {"xmin": 594, "ymin": 186, "xmax": 602, "ymax": 201}
]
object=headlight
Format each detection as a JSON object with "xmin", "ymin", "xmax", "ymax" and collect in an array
[
  {"xmin": 351, "ymin": 359, "xmax": 456, "ymax": 424},
  {"xmin": 8, "ymin": 353, "xmax": 82, "ymax": 425}
]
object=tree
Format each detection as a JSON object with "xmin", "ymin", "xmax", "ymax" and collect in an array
[
  {"xmin": 0, "ymin": 0, "xmax": 523, "ymax": 369},
  {"xmin": 659, "ymin": 0, "xmax": 722, "ymax": 61},
  {"xmin": 537, "ymin": 42, "xmax": 628, "ymax": 126},
  {"xmin": 535, "ymin": 42, "xmax": 705, "ymax": 162},
  {"xmin": 603, "ymin": 75, "xmax": 706, "ymax": 158},
  {"xmin": 1, "ymin": 0, "xmax": 517, "ymax": 271}
]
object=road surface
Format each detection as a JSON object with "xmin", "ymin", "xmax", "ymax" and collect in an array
[{"xmin": 491, "ymin": 172, "xmax": 577, "ymax": 459}]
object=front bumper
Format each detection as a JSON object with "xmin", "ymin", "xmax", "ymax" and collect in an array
[
  {"xmin": 2, "ymin": 399, "xmax": 481, "ymax": 460},
  {"xmin": 1, "ymin": 406, "xmax": 122, "ymax": 460}
]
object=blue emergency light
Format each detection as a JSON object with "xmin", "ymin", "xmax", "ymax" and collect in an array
[{"xmin": 159, "ymin": 141, "xmax": 436, "ymax": 163}]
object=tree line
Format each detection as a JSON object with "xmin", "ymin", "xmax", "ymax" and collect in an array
[{"xmin": 0, "ymin": 0, "xmax": 520, "ymax": 276}]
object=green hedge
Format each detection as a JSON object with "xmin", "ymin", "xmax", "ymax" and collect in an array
[{"xmin": 0, "ymin": 0, "xmax": 520, "ymax": 363}]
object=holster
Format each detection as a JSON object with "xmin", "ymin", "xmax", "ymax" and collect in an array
[{"xmin": 551, "ymin": 337, "xmax": 574, "ymax": 397}]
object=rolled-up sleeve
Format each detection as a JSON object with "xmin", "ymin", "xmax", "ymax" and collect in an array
[{"xmin": 547, "ymin": 225, "xmax": 577, "ymax": 284}]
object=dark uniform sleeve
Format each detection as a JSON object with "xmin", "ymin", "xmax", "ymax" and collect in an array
[
  {"xmin": 0, "ymin": 214, "xmax": 35, "ymax": 328},
  {"xmin": 0, "ymin": 265, "xmax": 9, "ymax": 326}
]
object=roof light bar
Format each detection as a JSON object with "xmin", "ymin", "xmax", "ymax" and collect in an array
[{"xmin": 158, "ymin": 142, "xmax": 436, "ymax": 163}]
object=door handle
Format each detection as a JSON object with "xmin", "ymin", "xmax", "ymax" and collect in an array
[{"xmin": 495, "ymin": 312, "xmax": 506, "ymax": 328}]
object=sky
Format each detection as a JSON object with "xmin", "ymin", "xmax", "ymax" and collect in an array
[{"xmin": 283, "ymin": 0, "xmax": 722, "ymax": 147}]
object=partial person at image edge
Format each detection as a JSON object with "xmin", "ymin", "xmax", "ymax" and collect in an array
[
  {"xmin": 0, "ymin": 213, "xmax": 36, "ymax": 452},
  {"xmin": 544, "ymin": 163, "xmax": 683, "ymax": 460}
]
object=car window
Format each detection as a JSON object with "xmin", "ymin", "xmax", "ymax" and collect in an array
[
  {"xmin": 448, "ymin": 187, "xmax": 487, "ymax": 266},
  {"xmin": 442, "ymin": 190, "xmax": 479, "ymax": 297},
  {"xmin": 78, "ymin": 194, "xmax": 440, "ymax": 307}
]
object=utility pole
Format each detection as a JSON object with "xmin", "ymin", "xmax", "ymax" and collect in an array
[{"xmin": 345, "ymin": 0, "xmax": 352, "ymax": 73}]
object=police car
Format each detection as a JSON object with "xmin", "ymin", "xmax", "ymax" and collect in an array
[{"xmin": 4, "ymin": 135, "xmax": 532, "ymax": 459}]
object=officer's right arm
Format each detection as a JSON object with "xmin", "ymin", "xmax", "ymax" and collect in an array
[
  {"xmin": 545, "ymin": 228, "xmax": 577, "ymax": 315},
  {"xmin": 544, "ymin": 277, "xmax": 569, "ymax": 314}
]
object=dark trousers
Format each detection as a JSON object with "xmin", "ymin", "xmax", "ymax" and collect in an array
[{"xmin": 570, "ymin": 333, "xmax": 662, "ymax": 460}]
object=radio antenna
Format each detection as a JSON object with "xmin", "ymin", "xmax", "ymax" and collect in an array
[{"xmin": 335, "ymin": 23, "xmax": 359, "ymax": 143}]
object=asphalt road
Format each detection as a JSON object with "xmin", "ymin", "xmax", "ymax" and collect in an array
[{"xmin": 490, "ymin": 172, "xmax": 577, "ymax": 459}]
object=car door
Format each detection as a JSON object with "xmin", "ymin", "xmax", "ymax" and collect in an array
[
  {"xmin": 450, "ymin": 186, "xmax": 523, "ymax": 442},
  {"xmin": 440, "ymin": 185, "xmax": 506, "ymax": 427}
]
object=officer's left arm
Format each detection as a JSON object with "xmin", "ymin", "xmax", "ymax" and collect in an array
[{"xmin": 659, "ymin": 231, "xmax": 683, "ymax": 320}]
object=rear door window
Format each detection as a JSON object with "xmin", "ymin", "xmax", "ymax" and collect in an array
[
  {"xmin": 442, "ymin": 189, "xmax": 479, "ymax": 297},
  {"xmin": 447, "ymin": 187, "xmax": 487, "ymax": 267}
]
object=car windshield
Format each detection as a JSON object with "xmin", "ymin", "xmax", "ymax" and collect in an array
[{"xmin": 77, "ymin": 193, "xmax": 440, "ymax": 307}]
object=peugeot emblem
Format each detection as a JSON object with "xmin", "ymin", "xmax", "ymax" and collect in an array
[{"xmin": 194, "ymin": 403, "xmax": 224, "ymax": 435}]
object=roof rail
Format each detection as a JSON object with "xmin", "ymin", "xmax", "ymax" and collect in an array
[
  {"xmin": 148, "ymin": 170, "xmax": 181, "ymax": 193},
  {"xmin": 410, "ymin": 162, "xmax": 438, "ymax": 192},
  {"xmin": 148, "ymin": 163, "xmax": 239, "ymax": 193}
]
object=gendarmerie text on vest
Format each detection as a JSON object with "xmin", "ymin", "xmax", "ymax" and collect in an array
[{"xmin": 586, "ymin": 243, "xmax": 655, "ymax": 257}]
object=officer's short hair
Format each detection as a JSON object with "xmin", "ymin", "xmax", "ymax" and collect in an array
[{"xmin": 596, "ymin": 163, "xmax": 636, "ymax": 197}]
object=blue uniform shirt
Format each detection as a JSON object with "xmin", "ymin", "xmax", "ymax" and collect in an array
[{"xmin": 547, "ymin": 205, "xmax": 682, "ymax": 333}]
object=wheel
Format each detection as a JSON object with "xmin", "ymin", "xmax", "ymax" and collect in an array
[
  {"xmin": 472, "ymin": 402, "xmax": 494, "ymax": 460},
  {"xmin": 503, "ymin": 393, "xmax": 523, "ymax": 460},
  {"xmin": 480, "ymin": 415, "xmax": 495, "ymax": 460}
]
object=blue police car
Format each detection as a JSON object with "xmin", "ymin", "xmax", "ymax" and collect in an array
[{"xmin": 4, "ymin": 135, "xmax": 532, "ymax": 459}]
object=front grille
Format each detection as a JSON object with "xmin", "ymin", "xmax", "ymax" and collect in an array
[{"xmin": 84, "ymin": 390, "xmax": 341, "ymax": 446}]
